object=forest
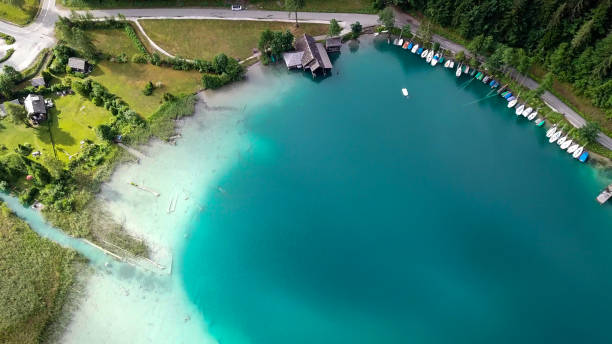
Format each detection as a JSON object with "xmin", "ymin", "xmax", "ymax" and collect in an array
[{"xmin": 389, "ymin": 0, "xmax": 611, "ymax": 118}]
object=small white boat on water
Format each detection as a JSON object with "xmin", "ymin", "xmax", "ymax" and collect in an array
[
  {"xmin": 557, "ymin": 135, "xmax": 568, "ymax": 146},
  {"xmin": 426, "ymin": 50, "xmax": 434, "ymax": 63},
  {"xmin": 444, "ymin": 60, "xmax": 451, "ymax": 68},
  {"xmin": 508, "ymin": 99, "xmax": 518, "ymax": 108},
  {"xmin": 515, "ymin": 104, "xmax": 525, "ymax": 115},
  {"xmin": 398, "ymin": 38, "xmax": 404, "ymax": 46},
  {"xmin": 561, "ymin": 139, "xmax": 573, "ymax": 150},
  {"xmin": 523, "ymin": 107, "xmax": 533, "ymax": 118},
  {"xmin": 402, "ymin": 88, "xmax": 409, "ymax": 97},
  {"xmin": 546, "ymin": 125, "xmax": 558, "ymax": 138},
  {"xmin": 456, "ymin": 65, "xmax": 462, "ymax": 77},
  {"xmin": 549, "ymin": 131, "xmax": 562, "ymax": 143},
  {"xmin": 421, "ymin": 49, "xmax": 429, "ymax": 58},
  {"xmin": 567, "ymin": 143, "xmax": 580, "ymax": 154},
  {"xmin": 528, "ymin": 111, "xmax": 538, "ymax": 121},
  {"xmin": 431, "ymin": 54, "xmax": 439, "ymax": 66},
  {"xmin": 573, "ymin": 146, "xmax": 584, "ymax": 158},
  {"xmin": 449, "ymin": 61, "xmax": 455, "ymax": 68},
  {"xmin": 464, "ymin": 66, "xmax": 469, "ymax": 74},
  {"xmin": 393, "ymin": 38, "xmax": 399, "ymax": 45},
  {"xmin": 411, "ymin": 44, "xmax": 419, "ymax": 53}
]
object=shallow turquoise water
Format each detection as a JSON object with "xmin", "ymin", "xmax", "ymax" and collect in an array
[{"xmin": 181, "ymin": 39, "xmax": 612, "ymax": 344}]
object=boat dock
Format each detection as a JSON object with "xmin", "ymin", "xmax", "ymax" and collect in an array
[{"xmin": 596, "ymin": 184, "xmax": 612, "ymax": 205}]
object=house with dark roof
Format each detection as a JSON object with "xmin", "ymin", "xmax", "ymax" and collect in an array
[
  {"xmin": 68, "ymin": 57, "xmax": 89, "ymax": 73},
  {"xmin": 24, "ymin": 94, "xmax": 47, "ymax": 125},
  {"xmin": 325, "ymin": 37, "xmax": 342, "ymax": 53},
  {"xmin": 31, "ymin": 76, "xmax": 46, "ymax": 88},
  {"xmin": 285, "ymin": 34, "xmax": 333, "ymax": 77}
]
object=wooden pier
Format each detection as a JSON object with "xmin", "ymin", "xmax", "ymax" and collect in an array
[{"xmin": 596, "ymin": 184, "xmax": 612, "ymax": 205}]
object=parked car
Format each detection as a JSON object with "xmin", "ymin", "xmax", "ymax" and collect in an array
[{"xmin": 231, "ymin": 5, "xmax": 243, "ymax": 11}]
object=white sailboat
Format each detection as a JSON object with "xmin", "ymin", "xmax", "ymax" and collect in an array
[
  {"xmin": 549, "ymin": 131, "xmax": 562, "ymax": 143},
  {"xmin": 444, "ymin": 60, "xmax": 451, "ymax": 68},
  {"xmin": 573, "ymin": 146, "xmax": 584, "ymax": 158},
  {"xmin": 561, "ymin": 139, "xmax": 573, "ymax": 150},
  {"xmin": 421, "ymin": 49, "xmax": 429, "ymax": 58},
  {"xmin": 507, "ymin": 99, "xmax": 518, "ymax": 108},
  {"xmin": 456, "ymin": 64, "xmax": 462, "ymax": 77},
  {"xmin": 426, "ymin": 50, "xmax": 434, "ymax": 63},
  {"xmin": 546, "ymin": 125, "xmax": 558, "ymax": 138},
  {"xmin": 411, "ymin": 44, "xmax": 419, "ymax": 53},
  {"xmin": 402, "ymin": 88, "xmax": 409, "ymax": 97},
  {"xmin": 515, "ymin": 104, "xmax": 525, "ymax": 115},
  {"xmin": 522, "ymin": 107, "xmax": 533, "ymax": 118},
  {"xmin": 557, "ymin": 135, "xmax": 568, "ymax": 146},
  {"xmin": 528, "ymin": 111, "xmax": 538, "ymax": 121},
  {"xmin": 567, "ymin": 143, "xmax": 580, "ymax": 154}
]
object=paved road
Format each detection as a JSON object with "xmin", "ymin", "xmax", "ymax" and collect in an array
[
  {"xmin": 0, "ymin": 0, "xmax": 65, "ymax": 70},
  {"xmin": 394, "ymin": 9, "xmax": 612, "ymax": 150},
  {"xmin": 1, "ymin": 3, "xmax": 610, "ymax": 150}
]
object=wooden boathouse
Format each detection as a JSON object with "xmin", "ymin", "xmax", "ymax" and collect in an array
[{"xmin": 283, "ymin": 34, "xmax": 333, "ymax": 77}]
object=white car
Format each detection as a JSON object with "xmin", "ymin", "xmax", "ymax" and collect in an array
[{"xmin": 231, "ymin": 5, "xmax": 243, "ymax": 11}]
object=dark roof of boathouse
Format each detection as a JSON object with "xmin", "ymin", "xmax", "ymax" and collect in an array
[
  {"xmin": 295, "ymin": 34, "xmax": 332, "ymax": 72},
  {"xmin": 326, "ymin": 37, "xmax": 342, "ymax": 49}
]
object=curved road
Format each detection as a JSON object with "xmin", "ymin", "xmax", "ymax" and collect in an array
[{"xmin": 0, "ymin": 2, "xmax": 610, "ymax": 150}]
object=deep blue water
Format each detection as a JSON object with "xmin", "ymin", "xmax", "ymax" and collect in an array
[{"xmin": 181, "ymin": 39, "xmax": 612, "ymax": 344}]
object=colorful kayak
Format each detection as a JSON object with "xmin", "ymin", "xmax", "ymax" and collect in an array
[
  {"xmin": 402, "ymin": 42, "xmax": 409, "ymax": 49},
  {"xmin": 417, "ymin": 47, "xmax": 423, "ymax": 54},
  {"xmin": 579, "ymin": 151, "xmax": 589, "ymax": 163},
  {"xmin": 407, "ymin": 42, "xmax": 413, "ymax": 50},
  {"xmin": 536, "ymin": 119, "xmax": 545, "ymax": 127},
  {"xmin": 504, "ymin": 92, "xmax": 513, "ymax": 99}
]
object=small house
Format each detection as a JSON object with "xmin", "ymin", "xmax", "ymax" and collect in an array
[
  {"xmin": 282, "ymin": 51, "xmax": 304, "ymax": 69},
  {"xmin": 68, "ymin": 57, "xmax": 89, "ymax": 73},
  {"xmin": 325, "ymin": 37, "xmax": 342, "ymax": 53},
  {"xmin": 24, "ymin": 94, "xmax": 47, "ymax": 125},
  {"xmin": 30, "ymin": 76, "xmax": 46, "ymax": 88}
]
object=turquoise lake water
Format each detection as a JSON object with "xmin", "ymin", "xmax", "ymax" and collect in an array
[{"xmin": 180, "ymin": 39, "xmax": 612, "ymax": 344}]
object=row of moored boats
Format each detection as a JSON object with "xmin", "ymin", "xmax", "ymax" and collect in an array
[{"xmin": 392, "ymin": 37, "xmax": 589, "ymax": 163}]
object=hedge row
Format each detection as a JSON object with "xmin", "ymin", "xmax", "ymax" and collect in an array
[{"xmin": 124, "ymin": 25, "xmax": 150, "ymax": 58}]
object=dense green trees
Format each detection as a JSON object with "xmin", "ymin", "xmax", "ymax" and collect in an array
[{"xmin": 394, "ymin": 0, "xmax": 612, "ymax": 117}]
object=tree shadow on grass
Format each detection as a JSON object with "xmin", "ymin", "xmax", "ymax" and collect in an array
[{"xmin": 48, "ymin": 111, "xmax": 76, "ymax": 146}]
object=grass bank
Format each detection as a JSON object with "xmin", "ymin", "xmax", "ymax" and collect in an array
[
  {"xmin": 139, "ymin": 19, "xmax": 329, "ymax": 60},
  {"xmin": 0, "ymin": 202, "xmax": 77, "ymax": 344},
  {"xmin": 0, "ymin": 0, "xmax": 39, "ymax": 26},
  {"xmin": 60, "ymin": 0, "xmax": 374, "ymax": 13}
]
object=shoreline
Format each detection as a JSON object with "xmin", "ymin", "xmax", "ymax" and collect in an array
[{"xmin": 3, "ymin": 36, "xmax": 611, "ymax": 342}]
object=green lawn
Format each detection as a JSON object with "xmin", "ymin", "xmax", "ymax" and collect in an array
[
  {"xmin": 0, "ymin": 0, "xmax": 40, "ymax": 26},
  {"xmin": 89, "ymin": 61, "xmax": 202, "ymax": 117},
  {"xmin": 60, "ymin": 0, "xmax": 373, "ymax": 13},
  {"xmin": 139, "ymin": 19, "xmax": 329, "ymax": 60},
  {"xmin": 0, "ymin": 94, "xmax": 111, "ymax": 163},
  {"xmin": 90, "ymin": 28, "xmax": 141, "ymax": 57}
]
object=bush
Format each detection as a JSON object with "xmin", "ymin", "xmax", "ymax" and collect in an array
[
  {"xmin": 202, "ymin": 73, "xmax": 230, "ymax": 89},
  {"xmin": 19, "ymin": 187, "xmax": 39, "ymax": 205},
  {"xmin": 131, "ymin": 53, "xmax": 147, "ymax": 64},
  {"xmin": 0, "ymin": 48, "xmax": 14, "ymax": 63},
  {"xmin": 163, "ymin": 92, "xmax": 175, "ymax": 102},
  {"xmin": 142, "ymin": 81, "xmax": 154, "ymax": 96},
  {"xmin": 351, "ymin": 21, "xmax": 363, "ymax": 36},
  {"xmin": 95, "ymin": 124, "xmax": 117, "ymax": 142}
]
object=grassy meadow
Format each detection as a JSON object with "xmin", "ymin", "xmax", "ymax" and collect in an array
[
  {"xmin": 0, "ymin": 0, "xmax": 39, "ymax": 25},
  {"xmin": 0, "ymin": 203, "xmax": 76, "ymax": 344},
  {"xmin": 139, "ymin": 19, "xmax": 329, "ymax": 60}
]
